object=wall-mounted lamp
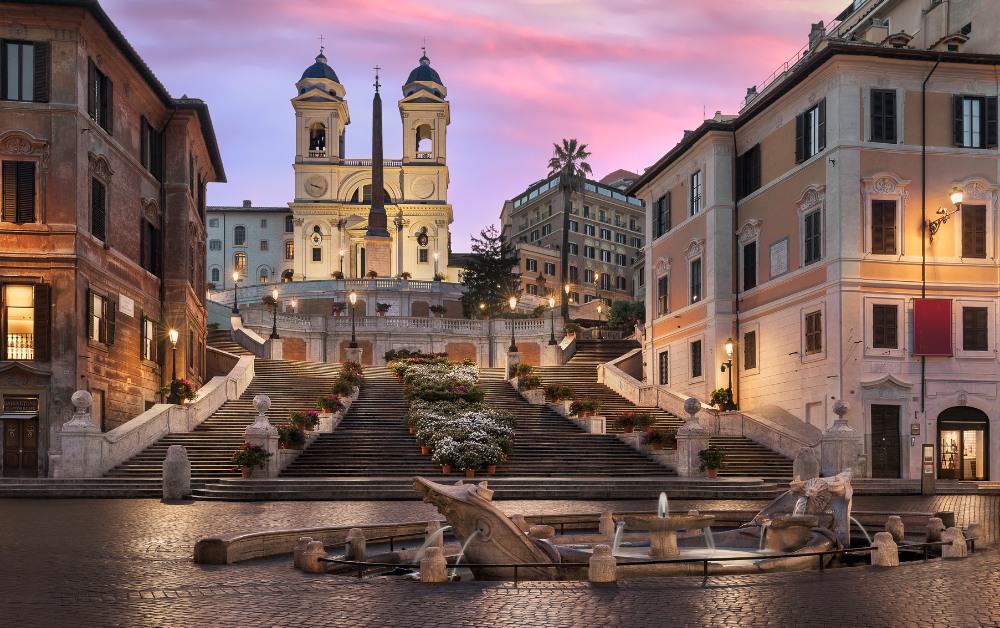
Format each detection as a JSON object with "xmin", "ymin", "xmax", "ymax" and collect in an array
[{"xmin": 928, "ymin": 187, "xmax": 964, "ymax": 242}]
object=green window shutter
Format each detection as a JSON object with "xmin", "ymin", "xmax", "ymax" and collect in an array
[
  {"xmin": 32, "ymin": 283, "xmax": 50, "ymax": 361},
  {"xmin": 15, "ymin": 161, "xmax": 35, "ymax": 223},
  {"xmin": 1, "ymin": 161, "xmax": 16, "ymax": 222},
  {"xmin": 953, "ymin": 95, "xmax": 965, "ymax": 146},
  {"xmin": 106, "ymin": 298, "xmax": 116, "ymax": 346},
  {"xmin": 32, "ymin": 41, "xmax": 49, "ymax": 103}
]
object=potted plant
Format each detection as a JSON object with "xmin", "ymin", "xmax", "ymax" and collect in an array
[
  {"xmin": 544, "ymin": 385, "xmax": 574, "ymax": 402},
  {"xmin": 331, "ymin": 302, "xmax": 347, "ymax": 317},
  {"xmin": 633, "ymin": 411, "xmax": 654, "ymax": 432},
  {"xmin": 332, "ymin": 270, "xmax": 345, "ymax": 280},
  {"xmin": 400, "ymin": 271, "xmax": 412, "ymax": 280},
  {"xmin": 431, "ymin": 438, "xmax": 461, "ymax": 475},
  {"xmin": 710, "ymin": 388, "xmax": 730, "ymax": 410},
  {"xmin": 429, "ymin": 304, "xmax": 447, "ymax": 318},
  {"xmin": 517, "ymin": 374, "xmax": 541, "ymax": 391},
  {"xmin": 570, "ymin": 400, "xmax": 600, "ymax": 418},
  {"xmin": 433, "ymin": 272, "xmax": 446, "ymax": 282},
  {"xmin": 699, "ymin": 445, "xmax": 725, "ymax": 478},
  {"xmin": 564, "ymin": 322, "xmax": 581, "ymax": 335},
  {"xmin": 159, "ymin": 378, "xmax": 197, "ymax": 403},
  {"xmin": 277, "ymin": 423, "xmax": 306, "ymax": 449},
  {"xmin": 316, "ymin": 395, "xmax": 344, "ymax": 414},
  {"xmin": 232, "ymin": 442, "xmax": 272, "ymax": 478},
  {"xmin": 332, "ymin": 379, "xmax": 354, "ymax": 396},
  {"xmin": 366, "ymin": 270, "xmax": 378, "ymax": 278},
  {"xmin": 376, "ymin": 302, "xmax": 391, "ymax": 316},
  {"xmin": 512, "ymin": 363, "xmax": 534, "ymax": 378},
  {"xmin": 289, "ymin": 410, "xmax": 320, "ymax": 431},
  {"xmin": 644, "ymin": 429, "xmax": 677, "ymax": 451}
]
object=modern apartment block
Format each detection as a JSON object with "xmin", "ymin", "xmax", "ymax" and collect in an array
[
  {"xmin": 501, "ymin": 171, "xmax": 646, "ymax": 311},
  {"xmin": 0, "ymin": 0, "xmax": 224, "ymax": 475},
  {"xmin": 631, "ymin": 0, "xmax": 1000, "ymax": 481}
]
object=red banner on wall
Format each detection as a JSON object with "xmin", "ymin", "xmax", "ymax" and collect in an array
[{"xmin": 913, "ymin": 298, "xmax": 952, "ymax": 356}]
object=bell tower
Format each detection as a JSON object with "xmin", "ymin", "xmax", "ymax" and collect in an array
[
  {"xmin": 291, "ymin": 49, "xmax": 349, "ymax": 201},
  {"xmin": 399, "ymin": 52, "xmax": 449, "ymax": 167}
]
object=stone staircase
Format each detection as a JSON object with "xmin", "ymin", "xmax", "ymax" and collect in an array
[
  {"xmin": 105, "ymin": 349, "xmax": 342, "ymax": 481},
  {"xmin": 535, "ymin": 339, "xmax": 794, "ymax": 479}
]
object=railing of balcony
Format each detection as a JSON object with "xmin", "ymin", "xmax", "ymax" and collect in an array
[
  {"xmin": 308, "ymin": 150, "xmax": 327, "ymax": 158},
  {"xmin": 342, "ymin": 159, "xmax": 404, "ymax": 167},
  {"xmin": 6, "ymin": 333, "xmax": 34, "ymax": 360}
]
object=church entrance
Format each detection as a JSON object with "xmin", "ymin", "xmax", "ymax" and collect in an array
[{"xmin": 937, "ymin": 407, "xmax": 989, "ymax": 481}]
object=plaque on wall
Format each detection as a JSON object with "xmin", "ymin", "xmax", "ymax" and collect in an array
[
  {"xmin": 769, "ymin": 238, "xmax": 788, "ymax": 278},
  {"xmin": 118, "ymin": 294, "xmax": 135, "ymax": 318}
]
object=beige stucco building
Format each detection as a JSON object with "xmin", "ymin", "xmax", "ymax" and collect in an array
[{"xmin": 632, "ymin": 0, "xmax": 1000, "ymax": 481}]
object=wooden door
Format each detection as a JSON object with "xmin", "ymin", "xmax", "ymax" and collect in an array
[
  {"xmin": 3, "ymin": 419, "xmax": 38, "ymax": 477},
  {"xmin": 870, "ymin": 404, "xmax": 901, "ymax": 478}
]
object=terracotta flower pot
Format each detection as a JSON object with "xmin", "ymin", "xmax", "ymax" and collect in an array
[
  {"xmin": 465, "ymin": 468, "xmax": 476, "ymax": 479},
  {"xmin": 441, "ymin": 464, "xmax": 452, "ymax": 475},
  {"xmin": 623, "ymin": 426, "xmax": 634, "ymax": 434},
  {"xmin": 487, "ymin": 464, "xmax": 497, "ymax": 474},
  {"xmin": 707, "ymin": 468, "xmax": 719, "ymax": 478},
  {"xmin": 420, "ymin": 446, "xmax": 430, "ymax": 455},
  {"xmin": 241, "ymin": 466, "xmax": 252, "ymax": 479}
]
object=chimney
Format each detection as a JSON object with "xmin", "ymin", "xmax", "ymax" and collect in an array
[
  {"xmin": 242, "ymin": 200, "xmax": 252, "ymax": 208},
  {"xmin": 808, "ymin": 21, "xmax": 826, "ymax": 50}
]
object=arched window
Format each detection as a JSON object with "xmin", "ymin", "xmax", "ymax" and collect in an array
[
  {"xmin": 309, "ymin": 123, "xmax": 327, "ymax": 157},
  {"xmin": 281, "ymin": 270, "xmax": 294, "ymax": 283},
  {"xmin": 234, "ymin": 225, "xmax": 246, "ymax": 246},
  {"xmin": 284, "ymin": 240, "xmax": 294, "ymax": 260},
  {"xmin": 234, "ymin": 252, "xmax": 247, "ymax": 272},
  {"xmin": 351, "ymin": 184, "xmax": 393, "ymax": 204},
  {"xmin": 258, "ymin": 267, "xmax": 270, "ymax": 284},
  {"xmin": 415, "ymin": 123, "xmax": 433, "ymax": 155},
  {"xmin": 210, "ymin": 267, "xmax": 220, "ymax": 282}
]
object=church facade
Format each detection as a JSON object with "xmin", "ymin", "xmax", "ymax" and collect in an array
[{"xmin": 288, "ymin": 50, "xmax": 453, "ymax": 281}]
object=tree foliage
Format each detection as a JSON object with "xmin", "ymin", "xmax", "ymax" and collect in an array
[
  {"xmin": 460, "ymin": 225, "xmax": 521, "ymax": 317},
  {"xmin": 607, "ymin": 300, "xmax": 645, "ymax": 328},
  {"xmin": 547, "ymin": 138, "xmax": 593, "ymax": 178}
]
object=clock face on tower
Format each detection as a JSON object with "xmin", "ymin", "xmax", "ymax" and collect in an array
[{"xmin": 305, "ymin": 176, "xmax": 328, "ymax": 198}]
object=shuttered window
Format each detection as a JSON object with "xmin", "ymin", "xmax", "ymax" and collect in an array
[
  {"xmin": 2, "ymin": 283, "xmax": 48, "ymax": 361},
  {"xmin": 90, "ymin": 178, "xmax": 106, "ymax": 242},
  {"xmin": 1, "ymin": 160, "xmax": 35, "ymax": 223},
  {"xmin": 658, "ymin": 351, "xmax": 669, "ymax": 385},
  {"xmin": 654, "ymin": 192, "xmax": 671, "ymax": 237},
  {"xmin": 690, "ymin": 340, "xmax": 702, "ymax": 378},
  {"xmin": 742, "ymin": 241, "xmax": 757, "ymax": 291},
  {"xmin": 86, "ymin": 290, "xmax": 115, "ymax": 346},
  {"xmin": 954, "ymin": 95, "xmax": 998, "ymax": 149},
  {"xmin": 87, "ymin": 59, "xmax": 113, "ymax": 134},
  {"xmin": 140, "ymin": 219, "xmax": 161, "ymax": 276},
  {"xmin": 871, "ymin": 199, "xmax": 897, "ymax": 255},
  {"xmin": 962, "ymin": 205, "xmax": 987, "ymax": 258},
  {"xmin": 962, "ymin": 307, "xmax": 988, "ymax": 352},
  {"xmin": 735, "ymin": 144, "xmax": 761, "ymax": 199},
  {"xmin": 804, "ymin": 210, "xmax": 822, "ymax": 265},
  {"xmin": 140, "ymin": 315, "xmax": 158, "ymax": 362},
  {"xmin": 870, "ymin": 89, "xmax": 897, "ymax": 143},
  {"xmin": 743, "ymin": 330, "xmax": 757, "ymax": 370},
  {"xmin": 1, "ymin": 40, "xmax": 48, "ymax": 102},
  {"xmin": 795, "ymin": 99, "xmax": 826, "ymax": 163},
  {"xmin": 139, "ymin": 117, "xmax": 164, "ymax": 180},
  {"xmin": 804, "ymin": 311, "xmax": 823, "ymax": 354},
  {"xmin": 657, "ymin": 275, "xmax": 669, "ymax": 316},
  {"xmin": 872, "ymin": 304, "xmax": 898, "ymax": 349}
]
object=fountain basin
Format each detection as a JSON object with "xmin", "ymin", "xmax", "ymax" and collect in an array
[{"xmin": 623, "ymin": 514, "xmax": 716, "ymax": 558}]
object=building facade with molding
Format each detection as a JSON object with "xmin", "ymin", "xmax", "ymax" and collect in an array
[
  {"xmin": 632, "ymin": 0, "xmax": 1000, "ymax": 482},
  {"xmin": 205, "ymin": 201, "xmax": 293, "ymax": 289},
  {"xmin": 0, "ymin": 0, "xmax": 224, "ymax": 476}
]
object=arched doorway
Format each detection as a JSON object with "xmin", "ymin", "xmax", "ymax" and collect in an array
[
  {"xmin": 937, "ymin": 407, "xmax": 989, "ymax": 480},
  {"xmin": 281, "ymin": 270, "xmax": 294, "ymax": 283}
]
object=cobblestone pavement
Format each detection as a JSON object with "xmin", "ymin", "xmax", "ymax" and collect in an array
[{"xmin": 1, "ymin": 496, "xmax": 997, "ymax": 627}]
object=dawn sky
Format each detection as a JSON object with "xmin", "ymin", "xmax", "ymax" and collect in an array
[{"xmin": 103, "ymin": 0, "xmax": 846, "ymax": 249}]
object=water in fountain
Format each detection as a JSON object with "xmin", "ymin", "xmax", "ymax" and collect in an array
[
  {"xmin": 758, "ymin": 520, "xmax": 771, "ymax": 551},
  {"xmin": 449, "ymin": 531, "xmax": 480, "ymax": 580},
  {"xmin": 611, "ymin": 521, "xmax": 626, "ymax": 555},
  {"xmin": 657, "ymin": 492, "xmax": 669, "ymax": 518},
  {"xmin": 850, "ymin": 516, "xmax": 872, "ymax": 546},
  {"xmin": 792, "ymin": 497, "xmax": 808, "ymax": 516},
  {"xmin": 703, "ymin": 526, "xmax": 716, "ymax": 556},
  {"xmin": 415, "ymin": 525, "xmax": 452, "ymax": 563}
]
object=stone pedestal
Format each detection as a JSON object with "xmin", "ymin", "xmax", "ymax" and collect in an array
[
  {"xmin": 548, "ymin": 400, "xmax": 573, "ymax": 417},
  {"xmin": 53, "ymin": 390, "xmax": 104, "ymax": 478},
  {"xmin": 676, "ymin": 398, "xmax": 710, "ymax": 477},
  {"xmin": 820, "ymin": 400, "xmax": 865, "ymax": 477},
  {"xmin": 576, "ymin": 415, "xmax": 606, "ymax": 435},
  {"xmin": 942, "ymin": 527, "xmax": 968, "ymax": 559},
  {"xmin": 871, "ymin": 532, "xmax": 899, "ymax": 567},
  {"xmin": 301, "ymin": 540, "xmax": 327, "ymax": 573},
  {"xmin": 420, "ymin": 546, "xmax": 448, "ymax": 583},
  {"xmin": 528, "ymin": 525, "xmax": 555, "ymax": 540},
  {"xmin": 588, "ymin": 545, "xmax": 617, "ymax": 583},
  {"xmin": 266, "ymin": 337, "xmax": 283, "ymax": 360},
  {"xmin": 242, "ymin": 394, "xmax": 279, "ymax": 478},
  {"xmin": 346, "ymin": 528, "xmax": 367, "ymax": 561},
  {"xmin": 293, "ymin": 536, "xmax": 313, "ymax": 570},
  {"xmin": 926, "ymin": 517, "xmax": 945, "ymax": 542},
  {"xmin": 344, "ymin": 346, "xmax": 363, "ymax": 365},
  {"xmin": 162, "ymin": 445, "xmax": 191, "ymax": 500},
  {"xmin": 425, "ymin": 521, "xmax": 445, "ymax": 549},
  {"xmin": 885, "ymin": 515, "xmax": 904, "ymax": 543},
  {"xmin": 793, "ymin": 447, "xmax": 820, "ymax": 480},
  {"xmin": 649, "ymin": 528, "xmax": 680, "ymax": 558},
  {"xmin": 364, "ymin": 235, "xmax": 393, "ymax": 278},
  {"xmin": 505, "ymin": 351, "xmax": 521, "ymax": 380},
  {"xmin": 520, "ymin": 388, "xmax": 545, "ymax": 405}
]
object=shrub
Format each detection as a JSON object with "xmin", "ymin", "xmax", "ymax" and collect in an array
[
  {"xmin": 616, "ymin": 410, "xmax": 651, "ymax": 430},
  {"xmin": 433, "ymin": 272, "xmax": 446, "ymax": 281},
  {"xmin": 710, "ymin": 388, "xmax": 730, "ymax": 409},
  {"xmin": 207, "ymin": 322, "xmax": 220, "ymax": 331},
  {"xmin": 400, "ymin": 272, "xmax": 412, "ymax": 280},
  {"xmin": 232, "ymin": 443, "xmax": 271, "ymax": 470},
  {"xmin": 512, "ymin": 363, "xmax": 534, "ymax": 378},
  {"xmin": 532, "ymin": 305, "xmax": 547, "ymax": 318},
  {"xmin": 366, "ymin": 270, "xmax": 378, "ymax": 278},
  {"xmin": 384, "ymin": 349, "xmax": 448, "ymax": 363},
  {"xmin": 332, "ymin": 302, "xmax": 347, "ymax": 315},
  {"xmin": 376, "ymin": 302, "xmax": 391, "ymax": 314},
  {"xmin": 332, "ymin": 271, "xmax": 345, "ymax": 280},
  {"xmin": 332, "ymin": 379, "xmax": 355, "ymax": 396},
  {"xmin": 316, "ymin": 395, "xmax": 344, "ymax": 413},
  {"xmin": 277, "ymin": 424, "xmax": 306, "ymax": 448},
  {"xmin": 517, "ymin": 375, "xmax": 541, "ymax": 391},
  {"xmin": 564, "ymin": 322, "xmax": 581, "ymax": 334},
  {"xmin": 570, "ymin": 400, "xmax": 600, "ymax": 416},
  {"xmin": 342, "ymin": 361, "xmax": 364, "ymax": 376},
  {"xmin": 429, "ymin": 304, "xmax": 447, "ymax": 316},
  {"xmin": 289, "ymin": 410, "xmax": 320, "ymax": 431},
  {"xmin": 158, "ymin": 378, "xmax": 197, "ymax": 402},
  {"xmin": 698, "ymin": 445, "xmax": 725, "ymax": 471},
  {"xmin": 644, "ymin": 429, "xmax": 677, "ymax": 449},
  {"xmin": 544, "ymin": 385, "xmax": 574, "ymax": 402},
  {"xmin": 339, "ymin": 370, "xmax": 362, "ymax": 386}
]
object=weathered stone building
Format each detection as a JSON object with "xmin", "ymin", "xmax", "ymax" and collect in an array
[{"xmin": 0, "ymin": 0, "xmax": 224, "ymax": 476}]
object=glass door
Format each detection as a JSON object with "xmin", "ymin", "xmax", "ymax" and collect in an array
[
  {"xmin": 939, "ymin": 429, "xmax": 961, "ymax": 480},
  {"xmin": 938, "ymin": 422, "xmax": 989, "ymax": 481}
]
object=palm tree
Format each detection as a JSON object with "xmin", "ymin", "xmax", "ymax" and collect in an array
[
  {"xmin": 547, "ymin": 138, "xmax": 592, "ymax": 321},
  {"xmin": 548, "ymin": 139, "xmax": 593, "ymax": 178}
]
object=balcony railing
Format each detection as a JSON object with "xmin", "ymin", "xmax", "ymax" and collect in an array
[
  {"xmin": 308, "ymin": 150, "xmax": 327, "ymax": 158},
  {"xmin": 414, "ymin": 152, "xmax": 433, "ymax": 160},
  {"xmin": 342, "ymin": 159, "xmax": 403, "ymax": 167},
  {"xmin": 5, "ymin": 333, "xmax": 34, "ymax": 360}
]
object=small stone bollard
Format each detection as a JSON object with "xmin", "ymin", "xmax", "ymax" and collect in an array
[
  {"xmin": 871, "ymin": 532, "xmax": 899, "ymax": 567},
  {"xmin": 941, "ymin": 527, "xmax": 968, "ymax": 559},
  {"xmin": 588, "ymin": 544, "xmax": 617, "ymax": 583},
  {"xmin": 162, "ymin": 445, "xmax": 191, "ymax": 501},
  {"xmin": 420, "ymin": 546, "xmax": 449, "ymax": 583},
  {"xmin": 345, "ymin": 528, "xmax": 367, "ymax": 561},
  {"xmin": 510, "ymin": 514, "xmax": 530, "ymax": 533},
  {"xmin": 301, "ymin": 540, "xmax": 327, "ymax": 574},
  {"xmin": 528, "ymin": 525, "xmax": 555, "ymax": 540},
  {"xmin": 293, "ymin": 536, "xmax": 313, "ymax": 570},
  {"xmin": 425, "ymin": 521, "xmax": 444, "ymax": 549},
  {"xmin": 599, "ymin": 512, "xmax": 615, "ymax": 539},
  {"xmin": 926, "ymin": 517, "xmax": 946, "ymax": 543},
  {"xmin": 885, "ymin": 515, "xmax": 904, "ymax": 543},
  {"xmin": 966, "ymin": 522, "xmax": 984, "ymax": 546}
]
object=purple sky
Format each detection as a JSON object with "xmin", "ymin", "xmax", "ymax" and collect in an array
[{"xmin": 104, "ymin": 0, "xmax": 846, "ymax": 249}]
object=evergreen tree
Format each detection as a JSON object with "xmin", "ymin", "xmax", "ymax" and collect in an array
[{"xmin": 461, "ymin": 225, "xmax": 520, "ymax": 317}]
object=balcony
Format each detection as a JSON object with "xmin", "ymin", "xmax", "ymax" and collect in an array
[
  {"xmin": 415, "ymin": 152, "xmax": 433, "ymax": 160},
  {"xmin": 5, "ymin": 333, "xmax": 34, "ymax": 360},
  {"xmin": 342, "ymin": 159, "xmax": 404, "ymax": 167},
  {"xmin": 308, "ymin": 150, "xmax": 327, "ymax": 158}
]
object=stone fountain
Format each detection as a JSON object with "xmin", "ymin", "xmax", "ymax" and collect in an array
[{"xmin": 622, "ymin": 513, "xmax": 715, "ymax": 558}]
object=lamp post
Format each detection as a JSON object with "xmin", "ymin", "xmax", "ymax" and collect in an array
[
  {"xmin": 927, "ymin": 187, "xmax": 965, "ymax": 242},
  {"xmin": 290, "ymin": 298, "xmax": 297, "ymax": 315},
  {"xmin": 479, "ymin": 302, "xmax": 486, "ymax": 320},
  {"xmin": 269, "ymin": 288, "xmax": 280, "ymax": 339},
  {"xmin": 433, "ymin": 251, "xmax": 439, "ymax": 279},
  {"xmin": 508, "ymin": 295, "xmax": 518, "ymax": 352},
  {"xmin": 548, "ymin": 295, "xmax": 557, "ymax": 345},
  {"xmin": 596, "ymin": 302, "xmax": 603, "ymax": 340},
  {"xmin": 721, "ymin": 337, "xmax": 736, "ymax": 411},
  {"xmin": 339, "ymin": 249, "xmax": 345, "ymax": 275},
  {"xmin": 167, "ymin": 328, "xmax": 179, "ymax": 403},
  {"xmin": 348, "ymin": 290, "xmax": 358, "ymax": 348},
  {"xmin": 231, "ymin": 271, "xmax": 240, "ymax": 314}
]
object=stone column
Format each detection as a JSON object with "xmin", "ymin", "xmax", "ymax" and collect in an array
[
  {"xmin": 675, "ymin": 398, "xmax": 711, "ymax": 477},
  {"xmin": 820, "ymin": 400, "xmax": 865, "ymax": 477},
  {"xmin": 885, "ymin": 515, "xmax": 904, "ymax": 543},
  {"xmin": 294, "ymin": 536, "xmax": 314, "ymax": 570},
  {"xmin": 267, "ymin": 337, "xmax": 283, "ymax": 360},
  {"xmin": 52, "ymin": 390, "xmax": 104, "ymax": 478},
  {"xmin": 588, "ymin": 544, "xmax": 617, "ymax": 583},
  {"xmin": 301, "ymin": 540, "xmax": 327, "ymax": 573},
  {"xmin": 243, "ymin": 394, "xmax": 279, "ymax": 478},
  {"xmin": 162, "ymin": 445, "xmax": 191, "ymax": 501}
]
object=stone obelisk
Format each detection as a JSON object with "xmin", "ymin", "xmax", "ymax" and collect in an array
[{"xmin": 364, "ymin": 67, "xmax": 392, "ymax": 277}]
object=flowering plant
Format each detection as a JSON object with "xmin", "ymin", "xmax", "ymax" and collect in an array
[
  {"xmin": 231, "ymin": 443, "xmax": 271, "ymax": 469},
  {"xmin": 277, "ymin": 424, "xmax": 306, "ymax": 449},
  {"xmin": 289, "ymin": 410, "xmax": 320, "ymax": 430},
  {"xmin": 158, "ymin": 378, "xmax": 197, "ymax": 402},
  {"xmin": 316, "ymin": 395, "xmax": 344, "ymax": 413}
]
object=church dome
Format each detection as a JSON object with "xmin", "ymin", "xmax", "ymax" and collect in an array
[
  {"xmin": 301, "ymin": 52, "xmax": 340, "ymax": 83},
  {"xmin": 405, "ymin": 55, "xmax": 443, "ymax": 86}
]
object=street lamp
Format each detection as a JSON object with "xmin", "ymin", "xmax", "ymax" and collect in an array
[
  {"xmin": 339, "ymin": 249, "xmax": 345, "ymax": 274},
  {"xmin": 548, "ymin": 295, "xmax": 557, "ymax": 345},
  {"xmin": 348, "ymin": 290, "xmax": 358, "ymax": 348},
  {"xmin": 479, "ymin": 302, "xmax": 486, "ymax": 319},
  {"xmin": 167, "ymin": 328, "xmax": 179, "ymax": 403},
  {"xmin": 231, "ymin": 271, "xmax": 240, "ymax": 314},
  {"xmin": 290, "ymin": 298, "xmax": 297, "ymax": 314},
  {"xmin": 720, "ymin": 337, "xmax": 737, "ymax": 411},
  {"xmin": 433, "ymin": 251, "xmax": 440, "ymax": 278},
  {"xmin": 269, "ymin": 288, "xmax": 280, "ymax": 340},
  {"xmin": 928, "ymin": 187, "xmax": 965, "ymax": 242},
  {"xmin": 596, "ymin": 302, "xmax": 603, "ymax": 340},
  {"xmin": 508, "ymin": 295, "xmax": 518, "ymax": 352}
]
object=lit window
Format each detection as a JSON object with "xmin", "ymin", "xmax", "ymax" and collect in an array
[{"xmin": 4, "ymin": 285, "xmax": 34, "ymax": 360}]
